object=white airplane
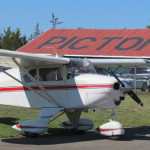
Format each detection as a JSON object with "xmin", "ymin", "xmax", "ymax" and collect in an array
[{"xmin": 0, "ymin": 49, "xmax": 149, "ymax": 139}]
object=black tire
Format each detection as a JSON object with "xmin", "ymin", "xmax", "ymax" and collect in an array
[
  {"xmin": 148, "ymin": 86, "xmax": 150, "ymax": 92},
  {"xmin": 24, "ymin": 132, "xmax": 39, "ymax": 138},
  {"xmin": 141, "ymin": 82, "xmax": 147, "ymax": 91},
  {"xmin": 108, "ymin": 135, "xmax": 122, "ymax": 140}
]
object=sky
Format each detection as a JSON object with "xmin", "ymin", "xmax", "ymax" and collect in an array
[{"xmin": 0, "ymin": 0, "xmax": 150, "ymax": 38}]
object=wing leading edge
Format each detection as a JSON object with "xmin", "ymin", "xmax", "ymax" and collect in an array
[{"xmin": 0, "ymin": 49, "xmax": 70, "ymax": 68}]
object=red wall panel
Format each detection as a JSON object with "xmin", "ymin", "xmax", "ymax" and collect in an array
[{"xmin": 18, "ymin": 29, "xmax": 150, "ymax": 57}]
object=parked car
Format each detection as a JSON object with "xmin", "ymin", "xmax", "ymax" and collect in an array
[
  {"xmin": 95, "ymin": 66, "xmax": 150, "ymax": 91},
  {"xmin": 117, "ymin": 66, "xmax": 150, "ymax": 80},
  {"xmin": 117, "ymin": 66, "xmax": 150, "ymax": 91}
]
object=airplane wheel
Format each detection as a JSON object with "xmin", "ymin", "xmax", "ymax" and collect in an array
[
  {"xmin": 141, "ymin": 82, "xmax": 147, "ymax": 91},
  {"xmin": 108, "ymin": 135, "xmax": 122, "ymax": 140},
  {"xmin": 75, "ymin": 130, "xmax": 86, "ymax": 135},
  {"xmin": 24, "ymin": 132, "xmax": 39, "ymax": 138},
  {"xmin": 71, "ymin": 129, "xmax": 86, "ymax": 135}
]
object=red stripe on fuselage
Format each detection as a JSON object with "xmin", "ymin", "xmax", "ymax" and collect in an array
[{"xmin": 0, "ymin": 84, "xmax": 113, "ymax": 92}]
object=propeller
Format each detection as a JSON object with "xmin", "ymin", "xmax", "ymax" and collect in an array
[
  {"xmin": 108, "ymin": 68, "xmax": 125, "ymax": 87},
  {"xmin": 108, "ymin": 68, "xmax": 143, "ymax": 107},
  {"xmin": 127, "ymin": 91, "xmax": 143, "ymax": 106}
]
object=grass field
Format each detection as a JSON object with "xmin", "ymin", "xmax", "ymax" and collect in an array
[{"xmin": 0, "ymin": 92, "xmax": 150, "ymax": 138}]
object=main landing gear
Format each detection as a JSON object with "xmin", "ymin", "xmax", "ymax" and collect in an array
[{"xmin": 24, "ymin": 132, "xmax": 39, "ymax": 138}]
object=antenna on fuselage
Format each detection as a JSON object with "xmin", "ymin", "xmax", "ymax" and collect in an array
[{"xmin": 45, "ymin": 47, "xmax": 58, "ymax": 57}]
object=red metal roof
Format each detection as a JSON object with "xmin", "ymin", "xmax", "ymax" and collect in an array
[{"xmin": 18, "ymin": 29, "xmax": 150, "ymax": 57}]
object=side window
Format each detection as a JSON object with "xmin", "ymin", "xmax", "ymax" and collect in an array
[
  {"xmin": 23, "ymin": 69, "xmax": 37, "ymax": 83},
  {"xmin": 120, "ymin": 68, "xmax": 130, "ymax": 74},
  {"xmin": 139, "ymin": 68, "xmax": 149, "ymax": 74},
  {"xmin": 29, "ymin": 69, "xmax": 37, "ymax": 79},
  {"xmin": 130, "ymin": 68, "xmax": 135, "ymax": 74},
  {"xmin": 95, "ymin": 67, "xmax": 109, "ymax": 75},
  {"xmin": 146, "ymin": 68, "xmax": 150, "ymax": 73},
  {"xmin": 95, "ymin": 68, "xmax": 103, "ymax": 73},
  {"xmin": 136, "ymin": 68, "xmax": 141, "ymax": 74},
  {"xmin": 23, "ymin": 68, "xmax": 63, "ymax": 83},
  {"xmin": 39, "ymin": 68, "xmax": 63, "ymax": 81}
]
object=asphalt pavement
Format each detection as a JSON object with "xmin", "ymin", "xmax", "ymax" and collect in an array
[{"xmin": 0, "ymin": 126, "xmax": 150, "ymax": 150}]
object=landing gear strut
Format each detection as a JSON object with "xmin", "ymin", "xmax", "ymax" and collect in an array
[{"xmin": 108, "ymin": 109, "xmax": 115, "ymax": 121}]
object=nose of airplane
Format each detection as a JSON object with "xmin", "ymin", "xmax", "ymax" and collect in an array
[{"xmin": 108, "ymin": 68, "xmax": 143, "ymax": 107}]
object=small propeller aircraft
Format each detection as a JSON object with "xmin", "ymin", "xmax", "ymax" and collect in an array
[{"xmin": 0, "ymin": 49, "xmax": 149, "ymax": 139}]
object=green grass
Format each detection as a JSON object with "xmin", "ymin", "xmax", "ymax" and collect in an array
[{"xmin": 0, "ymin": 92, "xmax": 150, "ymax": 138}]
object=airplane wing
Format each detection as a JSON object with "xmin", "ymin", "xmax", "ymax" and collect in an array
[
  {"xmin": 0, "ymin": 49, "xmax": 70, "ymax": 68},
  {"xmin": 0, "ymin": 49, "xmax": 149, "ymax": 68},
  {"xmin": 64, "ymin": 54, "xmax": 150, "ymax": 66},
  {"xmin": 89, "ymin": 58, "xmax": 150, "ymax": 67}
]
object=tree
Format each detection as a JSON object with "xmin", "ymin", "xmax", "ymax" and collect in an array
[
  {"xmin": 77, "ymin": 27, "xmax": 84, "ymax": 29},
  {"xmin": 2, "ymin": 27, "xmax": 28, "ymax": 50},
  {"xmin": 50, "ymin": 13, "xmax": 63, "ymax": 29},
  {"xmin": 11, "ymin": 28, "xmax": 21, "ymax": 50},
  {"xmin": 21, "ymin": 35, "xmax": 28, "ymax": 46},
  {"xmin": 146, "ymin": 25, "xmax": 150, "ymax": 29},
  {"xmin": 29, "ymin": 23, "xmax": 42, "ymax": 41},
  {"xmin": 2, "ymin": 26, "xmax": 12, "ymax": 50},
  {"xmin": 11, "ymin": 28, "xmax": 28, "ymax": 50},
  {"xmin": 0, "ymin": 30, "xmax": 3, "ymax": 49}
]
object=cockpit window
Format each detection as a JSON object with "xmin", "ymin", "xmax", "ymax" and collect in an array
[
  {"xmin": 23, "ymin": 68, "xmax": 63, "ymax": 83},
  {"xmin": 68, "ymin": 59, "xmax": 96, "ymax": 78},
  {"xmin": 39, "ymin": 68, "xmax": 62, "ymax": 81},
  {"xmin": 23, "ymin": 69, "xmax": 37, "ymax": 83}
]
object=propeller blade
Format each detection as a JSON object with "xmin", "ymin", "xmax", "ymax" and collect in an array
[
  {"xmin": 127, "ymin": 91, "xmax": 143, "ymax": 107},
  {"xmin": 108, "ymin": 68, "xmax": 125, "ymax": 87},
  {"xmin": 108, "ymin": 68, "xmax": 143, "ymax": 107}
]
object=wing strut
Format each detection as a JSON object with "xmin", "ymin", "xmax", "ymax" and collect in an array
[{"xmin": 12, "ymin": 58, "xmax": 61, "ymax": 107}]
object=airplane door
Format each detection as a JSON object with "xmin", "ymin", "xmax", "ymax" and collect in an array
[{"xmin": 22, "ymin": 67, "xmax": 69, "ymax": 108}]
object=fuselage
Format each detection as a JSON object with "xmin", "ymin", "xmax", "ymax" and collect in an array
[{"xmin": 0, "ymin": 67, "xmax": 124, "ymax": 110}]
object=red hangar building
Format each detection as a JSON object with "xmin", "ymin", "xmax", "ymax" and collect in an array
[{"xmin": 18, "ymin": 29, "xmax": 150, "ymax": 59}]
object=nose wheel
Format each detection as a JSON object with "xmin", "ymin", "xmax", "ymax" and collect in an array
[
  {"xmin": 108, "ymin": 109, "xmax": 122, "ymax": 140},
  {"xmin": 108, "ymin": 134, "xmax": 123, "ymax": 140},
  {"xmin": 97, "ymin": 109, "xmax": 124, "ymax": 140}
]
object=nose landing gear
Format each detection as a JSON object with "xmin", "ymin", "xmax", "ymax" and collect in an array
[{"xmin": 97, "ymin": 109, "xmax": 125, "ymax": 140}]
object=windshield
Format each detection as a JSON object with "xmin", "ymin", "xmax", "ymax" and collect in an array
[{"xmin": 70, "ymin": 59, "xmax": 96, "ymax": 75}]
